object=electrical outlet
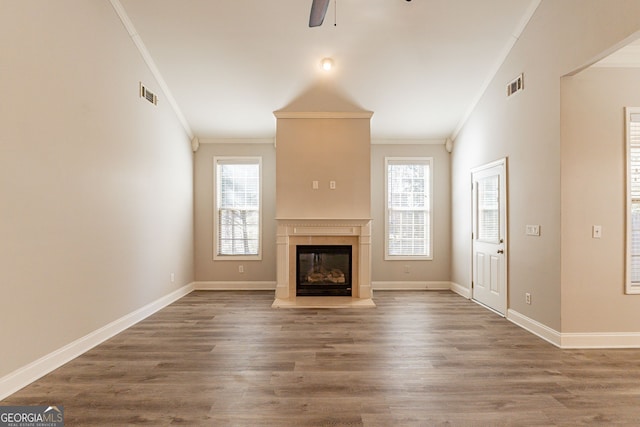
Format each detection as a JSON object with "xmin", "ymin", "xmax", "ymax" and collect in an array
[
  {"xmin": 170, "ymin": 273, "xmax": 175, "ymax": 283},
  {"xmin": 312, "ymin": 181, "xmax": 319, "ymax": 190},
  {"xmin": 329, "ymin": 181, "xmax": 336, "ymax": 190},
  {"xmin": 592, "ymin": 225, "xmax": 602, "ymax": 239},
  {"xmin": 404, "ymin": 265, "xmax": 410, "ymax": 274},
  {"xmin": 525, "ymin": 292, "xmax": 531, "ymax": 305},
  {"xmin": 238, "ymin": 265, "xmax": 244, "ymax": 273}
]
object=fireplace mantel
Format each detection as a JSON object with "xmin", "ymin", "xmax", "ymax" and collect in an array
[{"xmin": 275, "ymin": 218, "xmax": 372, "ymax": 302}]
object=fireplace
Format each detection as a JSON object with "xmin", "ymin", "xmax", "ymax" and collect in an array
[
  {"xmin": 274, "ymin": 219, "xmax": 372, "ymax": 302},
  {"xmin": 272, "ymin": 109, "xmax": 373, "ymax": 306},
  {"xmin": 296, "ymin": 245, "xmax": 352, "ymax": 296}
]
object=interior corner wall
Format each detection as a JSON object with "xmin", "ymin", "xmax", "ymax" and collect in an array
[
  {"xmin": 450, "ymin": 0, "xmax": 640, "ymax": 333},
  {"xmin": 0, "ymin": 1, "xmax": 194, "ymax": 379},
  {"xmin": 193, "ymin": 142, "xmax": 277, "ymax": 283},
  {"xmin": 560, "ymin": 67, "xmax": 640, "ymax": 333},
  {"xmin": 370, "ymin": 143, "xmax": 451, "ymax": 284},
  {"xmin": 194, "ymin": 140, "xmax": 450, "ymax": 286}
]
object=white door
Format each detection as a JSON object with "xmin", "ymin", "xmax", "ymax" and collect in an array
[{"xmin": 472, "ymin": 159, "xmax": 507, "ymax": 315}]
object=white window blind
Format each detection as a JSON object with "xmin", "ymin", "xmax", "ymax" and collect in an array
[
  {"xmin": 477, "ymin": 175, "xmax": 500, "ymax": 242},
  {"xmin": 215, "ymin": 157, "xmax": 261, "ymax": 259},
  {"xmin": 385, "ymin": 157, "xmax": 432, "ymax": 259},
  {"xmin": 627, "ymin": 110, "xmax": 640, "ymax": 293}
]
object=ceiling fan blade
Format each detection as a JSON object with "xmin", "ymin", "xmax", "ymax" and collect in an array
[{"xmin": 309, "ymin": 0, "xmax": 330, "ymax": 27}]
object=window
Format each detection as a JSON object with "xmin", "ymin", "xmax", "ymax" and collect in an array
[
  {"xmin": 477, "ymin": 174, "xmax": 500, "ymax": 242},
  {"xmin": 626, "ymin": 108, "xmax": 640, "ymax": 294},
  {"xmin": 385, "ymin": 157, "xmax": 433, "ymax": 260},
  {"xmin": 214, "ymin": 157, "xmax": 261, "ymax": 260}
]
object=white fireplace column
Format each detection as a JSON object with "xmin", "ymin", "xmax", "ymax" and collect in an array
[{"xmin": 275, "ymin": 219, "xmax": 372, "ymax": 300}]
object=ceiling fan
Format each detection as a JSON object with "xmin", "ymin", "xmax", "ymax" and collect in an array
[
  {"xmin": 310, "ymin": 0, "xmax": 412, "ymax": 27},
  {"xmin": 309, "ymin": 0, "xmax": 331, "ymax": 27}
]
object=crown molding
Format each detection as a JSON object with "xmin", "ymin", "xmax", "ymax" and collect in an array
[
  {"xmin": 197, "ymin": 138, "xmax": 275, "ymax": 145},
  {"xmin": 109, "ymin": 0, "xmax": 194, "ymax": 140},
  {"xmin": 451, "ymin": 0, "xmax": 541, "ymax": 140},
  {"xmin": 273, "ymin": 111, "xmax": 373, "ymax": 119},
  {"xmin": 371, "ymin": 138, "xmax": 445, "ymax": 145}
]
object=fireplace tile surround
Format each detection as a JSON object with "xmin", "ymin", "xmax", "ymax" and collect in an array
[{"xmin": 273, "ymin": 219, "xmax": 374, "ymax": 307}]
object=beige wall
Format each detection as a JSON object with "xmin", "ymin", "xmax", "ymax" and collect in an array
[
  {"xmin": 194, "ymin": 142, "xmax": 277, "ymax": 282},
  {"xmin": 194, "ymin": 140, "xmax": 453, "ymax": 285},
  {"xmin": 0, "ymin": 1, "xmax": 194, "ymax": 378},
  {"xmin": 275, "ymin": 117, "xmax": 371, "ymax": 219},
  {"xmin": 451, "ymin": 0, "xmax": 640, "ymax": 332},
  {"xmin": 561, "ymin": 67, "xmax": 640, "ymax": 332},
  {"xmin": 371, "ymin": 143, "xmax": 451, "ymax": 283}
]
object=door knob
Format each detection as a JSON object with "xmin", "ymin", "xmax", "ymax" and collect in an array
[{"xmin": 497, "ymin": 249, "xmax": 504, "ymax": 254}]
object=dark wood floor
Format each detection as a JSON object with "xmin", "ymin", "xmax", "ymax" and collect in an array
[{"xmin": 3, "ymin": 291, "xmax": 640, "ymax": 426}]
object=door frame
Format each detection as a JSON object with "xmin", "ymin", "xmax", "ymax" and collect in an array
[{"xmin": 470, "ymin": 157, "xmax": 508, "ymax": 316}]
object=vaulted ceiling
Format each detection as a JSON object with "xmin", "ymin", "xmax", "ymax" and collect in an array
[{"xmin": 117, "ymin": 0, "xmax": 541, "ymax": 140}]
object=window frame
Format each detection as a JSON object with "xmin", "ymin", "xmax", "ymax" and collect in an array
[
  {"xmin": 384, "ymin": 156, "xmax": 433, "ymax": 261},
  {"xmin": 625, "ymin": 107, "xmax": 640, "ymax": 294},
  {"xmin": 213, "ymin": 156, "xmax": 262, "ymax": 261}
]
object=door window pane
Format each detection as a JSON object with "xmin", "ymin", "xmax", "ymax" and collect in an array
[{"xmin": 477, "ymin": 175, "xmax": 499, "ymax": 242}]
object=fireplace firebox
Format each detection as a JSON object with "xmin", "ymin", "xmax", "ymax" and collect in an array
[{"xmin": 296, "ymin": 245, "xmax": 352, "ymax": 296}]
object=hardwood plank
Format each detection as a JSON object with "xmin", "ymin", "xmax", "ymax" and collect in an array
[{"xmin": 3, "ymin": 291, "xmax": 640, "ymax": 426}]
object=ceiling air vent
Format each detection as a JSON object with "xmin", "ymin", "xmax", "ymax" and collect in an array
[
  {"xmin": 139, "ymin": 82, "xmax": 158, "ymax": 105},
  {"xmin": 507, "ymin": 74, "xmax": 524, "ymax": 97}
]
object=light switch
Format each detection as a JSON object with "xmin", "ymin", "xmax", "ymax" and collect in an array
[
  {"xmin": 592, "ymin": 225, "xmax": 602, "ymax": 239},
  {"xmin": 526, "ymin": 225, "xmax": 540, "ymax": 236},
  {"xmin": 312, "ymin": 180, "xmax": 319, "ymax": 190}
]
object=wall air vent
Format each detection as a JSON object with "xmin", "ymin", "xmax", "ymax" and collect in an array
[
  {"xmin": 507, "ymin": 74, "xmax": 524, "ymax": 97},
  {"xmin": 139, "ymin": 82, "xmax": 158, "ymax": 105}
]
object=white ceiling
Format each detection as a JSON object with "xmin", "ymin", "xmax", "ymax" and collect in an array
[{"xmin": 117, "ymin": 0, "xmax": 540, "ymax": 140}]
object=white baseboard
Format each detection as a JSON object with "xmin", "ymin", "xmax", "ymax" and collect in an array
[
  {"xmin": 559, "ymin": 332, "xmax": 640, "ymax": 349},
  {"xmin": 509, "ymin": 308, "xmax": 640, "ymax": 348},
  {"xmin": 194, "ymin": 281, "xmax": 276, "ymax": 290},
  {"xmin": 197, "ymin": 281, "xmax": 452, "ymax": 292},
  {"xmin": 0, "ymin": 282, "xmax": 195, "ymax": 401},
  {"xmin": 450, "ymin": 282, "xmax": 471, "ymax": 299},
  {"xmin": 372, "ymin": 281, "xmax": 451, "ymax": 291},
  {"xmin": 507, "ymin": 309, "xmax": 562, "ymax": 347}
]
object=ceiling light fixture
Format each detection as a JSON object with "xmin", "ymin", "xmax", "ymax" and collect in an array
[{"xmin": 321, "ymin": 57, "xmax": 334, "ymax": 71}]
